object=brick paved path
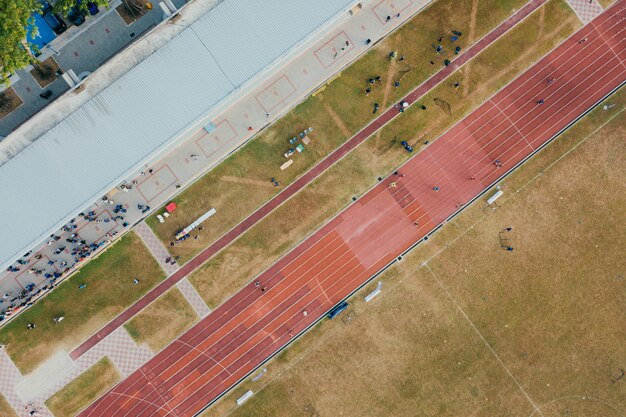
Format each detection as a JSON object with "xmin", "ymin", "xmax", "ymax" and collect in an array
[
  {"xmin": 0, "ymin": 349, "xmax": 53, "ymax": 417},
  {"xmin": 74, "ymin": 327, "xmax": 153, "ymax": 376},
  {"xmin": 135, "ymin": 222, "xmax": 180, "ymax": 275},
  {"xmin": 0, "ymin": 326, "xmax": 154, "ymax": 417},
  {"xmin": 566, "ymin": 0, "xmax": 604, "ymax": 23},
  {"xmin": 177, "ymin": 278, "xmax": 212, "ymax": 318},
  {"xmin": 70, "ymin": 0, "xmax": 549, "ymax": 362}
]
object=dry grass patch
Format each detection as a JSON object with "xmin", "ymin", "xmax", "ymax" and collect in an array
[
  {"xmin": 0, "ymin": 392, "xmax": 18, "ymax": 417},
  {"xmin": 45, "ymin": 357, "xmax": 121, "ymax": 417},
  {"xmin": 596, "ymin": 0, "xmax": 616, "ymax": 8},
  {"xmin": 425, "ymin": 113, "xmax": 626, "ymax": 414},
  {"xmin": 188, "ymin": 0, "xmax": 578, "ymax": 306},
  {"xmin": 146, "ymin": 0, "xmax": 530, "ymax": 263},
  {"xmin": 124, "ymin": 287, "xmax": 199, "ymax": 352},
  {"xmin": 0, "ymin": 232, "xmax": 165, "ymax": 374}
]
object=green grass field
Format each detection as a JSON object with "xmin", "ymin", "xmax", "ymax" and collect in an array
[
  {"xmin": 0, "ymin": 232, "xmax": 165, "ymax": 374},
  {"xmin": 124, "ymin": 287, "xmax": 198, "ymax": 352},
  {"xmin": 200, "ymin": 88, "xmax": 626, "ymax": 417},
  {"xmin": 146, "ymin": 0, "xmax": 531, "ymax": 263},
  {"xmin": 187, "ymin": 0, "xmax": 580, "ymax": 307},
  {"xmin": 45, "ymin": 357, "xmax": 121, "ymax": 417}
]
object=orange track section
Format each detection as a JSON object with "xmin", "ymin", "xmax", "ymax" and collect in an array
[{"xmin": 79, "ymin": 3, "xmax": 626, "ymax": 416}]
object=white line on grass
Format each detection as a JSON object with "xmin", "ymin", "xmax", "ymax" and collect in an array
[{"xmin": 423, "ymin": 263, "xmax": 546, "ymax": 417}]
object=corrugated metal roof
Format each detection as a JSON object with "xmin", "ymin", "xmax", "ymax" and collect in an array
[
  {"xmin": 192, "ymin": 0, "xmax": 355, "ymax": 86},
  {"xmin": 0, "ymin": 0, "xmax": 356, "ymax": 270}
]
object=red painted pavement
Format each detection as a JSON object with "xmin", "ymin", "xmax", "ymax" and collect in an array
[
  {"xmin": 71, "ymin": 0, "xmax": 548, "ymax": 361},
  {"xmin": 78, "ymin": 3, "xmax": 626, "ymax": 416}
]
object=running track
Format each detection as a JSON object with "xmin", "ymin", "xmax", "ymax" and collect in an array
[
  {"xmin": 79, "ymin": 3, "xmax": 625, "ymax": 417},
  {"xmin": 71, "ymin": 0, "xmax": 548, "ymax": 360}
]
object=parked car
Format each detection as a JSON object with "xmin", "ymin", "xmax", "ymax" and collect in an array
[
  {"xmin": 327, "ymin": 301, "xmax": 349, "ymax": 320},
  {"xmin": 86, "ymin": 1, "xmax": 100, "ymax": 15},
  {"xmin": 77, "ymin": 0, "xmax": 100, "ymax": 16},
  {"xmin": 67, "ymin": 6, "xmax": 86, "ymax": 26},
  {"xmin": 40, "ymin": 1, "xmax": 67, "ymax": 35}
]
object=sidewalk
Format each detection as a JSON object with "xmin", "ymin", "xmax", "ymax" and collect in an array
[
  {"xmin": 135, "ymin": 222, "xmax": 180, "ymax": 275},
  {"xmin": 70, "ymin": 0, "xmax": 549, "ymax": 361},
  {"xmin": 0, "ymin": 326, "xmax": 153, "ymax": 417}
]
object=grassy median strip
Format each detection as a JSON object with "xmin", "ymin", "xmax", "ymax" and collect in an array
[
  {"xmin": 0, "ymin": 393, "xmax": 18, "ymax": 417},
  {"xmin": 0, "ymin": 232, "xmax": 165, "ymax": 374},
  {"xmin": 200, "ymin": 87, "xmax": 625, "ymax": 417},
  {"xmin": 188, "ymin": 0, "xmax": 580, "ymax": 307},
  {"xmin": 124, "ymin": 287, "xmax": 199, "ymax": 353},
  {"xmin": 45, "ymin": 357, "xmax": 121, "ymax": 417},
  {"xmin": 146, "ymin": 0, "xmax": 531, "ymax": 263},
  {"xmin": 597, "ymin": 0, "xmax": 616, "ymax": 8}
]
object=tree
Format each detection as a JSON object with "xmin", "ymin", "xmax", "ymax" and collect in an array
[
  {"xmin": 53, "ymin": 0, "xmax": 109, "ymax": 15},
  {"xmin": 0, "ymin": 0, "xmax": 41, "ymax": 85}
]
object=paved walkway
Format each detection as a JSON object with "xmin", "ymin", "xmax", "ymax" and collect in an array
[
  {"xmin": 70, "ymin": 0, "xmax": 549, "ymax": 362},
  {"xmin": 0, "ymin": 326, "xmax": 152, "ymax": 417},
  {"xmin": 177, "ymin": 278, "xmax": 211, "ymax": 318},
  {"xmin": 566, "ymin": 0, "xmax": 604, "ymax": 23},
  {"xmin": 135, "ymin": 222, "xmax": 180, "ymax": 275}
]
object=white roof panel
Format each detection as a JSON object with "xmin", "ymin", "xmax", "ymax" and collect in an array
[{"xmin": 192, "ymin": 0, "xmax": 355, "ymax": 86}]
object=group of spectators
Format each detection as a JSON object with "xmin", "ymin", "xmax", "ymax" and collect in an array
[{"xmin": 0, "ymin": 210, "xmax": 128, "ymax": 323}]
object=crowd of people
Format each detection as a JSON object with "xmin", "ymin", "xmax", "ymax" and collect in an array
[{"xmin": 0, "ymin": 211, "xmax": 127, "ymax": 323}]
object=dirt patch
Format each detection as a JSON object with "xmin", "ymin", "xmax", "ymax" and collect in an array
[
  {"xmin": 323, "ymin": 103, "xmax": 351, "ymax": 137},
  {"xmin": 29, "ymin": 56, "xmax": 61, "ymax": 88},
  {"xmin": 461, "ymin": 0, "xmax": 480, "ymax": 95},
  {"xmin": 220, "ymin": 176, "xmax": 275, "ymax": 188},
  {"xmin": 596, "ymin": 0, "xmax": 616, "ymax": 8},
  {"xmin": 0, "ymin": 88, "xmax": 24, "ymax": 119},
  {"xmin": 537, "ymin": 2, "xmax": 547, "ymax": 37},
  {"xmin": 116, "ymin": 0, "xmax": 148, "ymax": 25}
]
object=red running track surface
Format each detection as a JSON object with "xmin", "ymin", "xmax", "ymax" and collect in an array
[{"xmin": 79, "ymin": 3, "xmax": 626, "ymax": 417}]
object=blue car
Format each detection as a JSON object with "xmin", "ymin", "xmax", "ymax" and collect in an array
[
  {"xmin": 67, "ymin": 6, "xmax": 85, "ymax": 26},
  {"xmin": 77, "ymin": 0, "xmax": 100, "ymax": 15},
  {"xmin": 327, "ymin": 301, "xmax": 349, "ymax": 320},
  {"xmin": 40, "ymin": 1, "xmax": 67, "ymax": 35}
]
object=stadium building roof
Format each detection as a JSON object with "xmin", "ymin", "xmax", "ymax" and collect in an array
[{"xmin": 0, "ymin": 0, "xmax": 357, "ymax": 271}]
